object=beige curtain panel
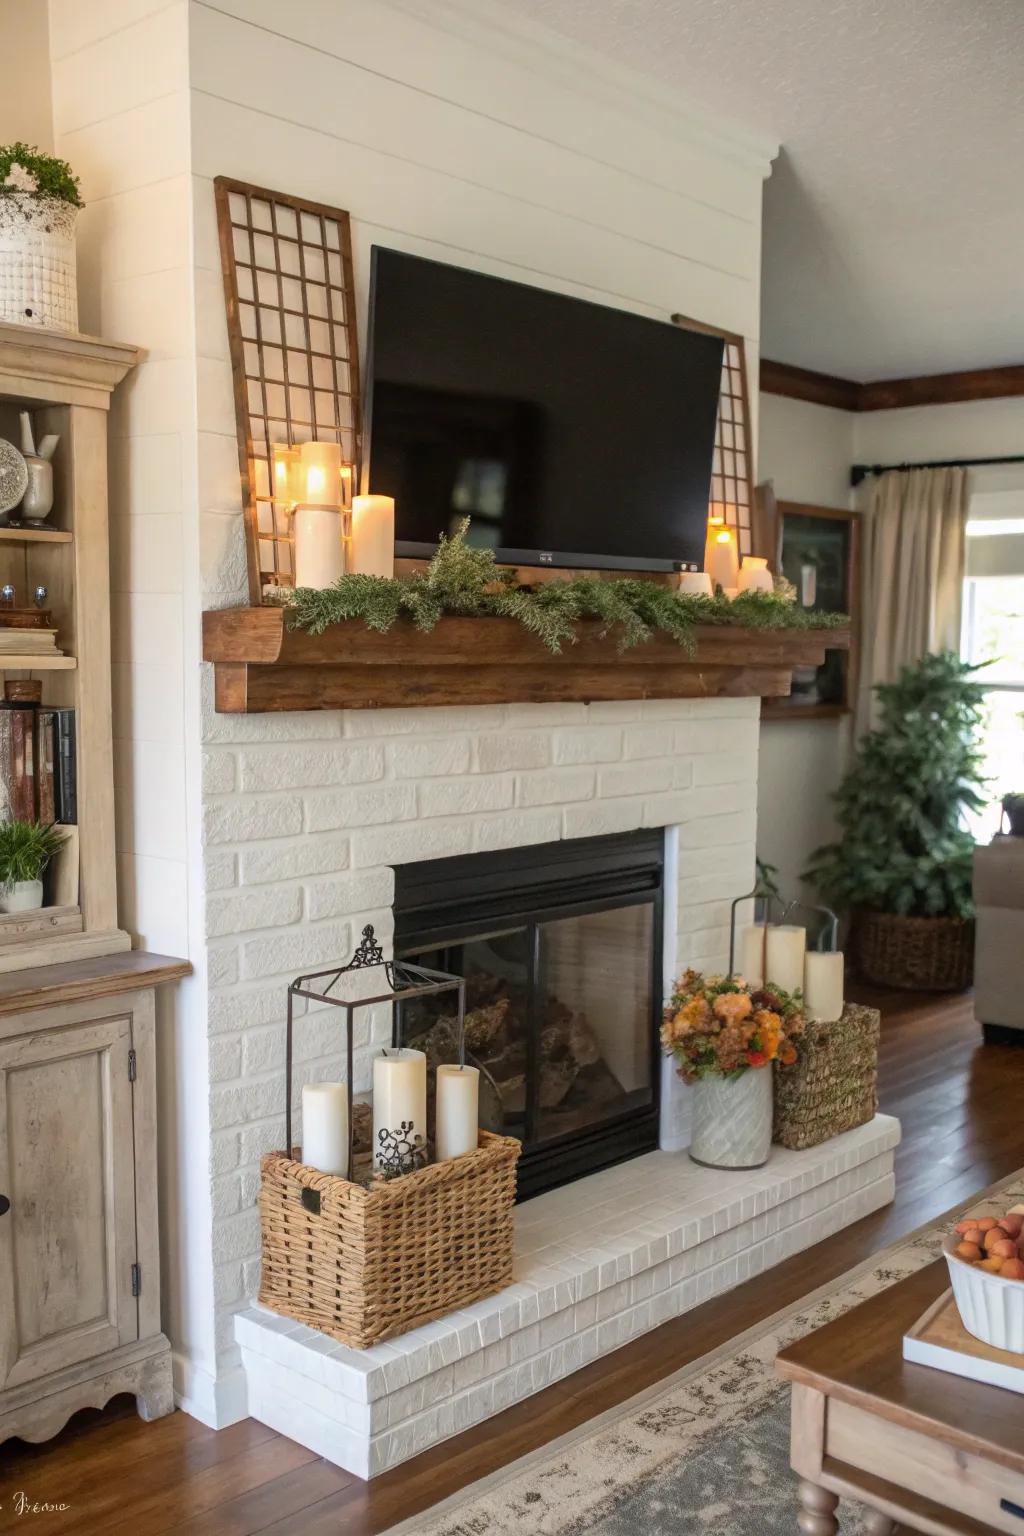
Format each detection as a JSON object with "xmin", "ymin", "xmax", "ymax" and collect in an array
[{"xmin": 855, "ymin": 466, "xmax": 967, "ymax": 734}]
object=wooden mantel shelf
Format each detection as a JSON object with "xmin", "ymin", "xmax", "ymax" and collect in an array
[{"xmin": 203, "ymin": 607, "xmax": 850, "ymax": 713}]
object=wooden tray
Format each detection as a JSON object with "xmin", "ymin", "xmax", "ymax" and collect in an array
[{"xmin": 904, "ymin": 1289, "xmax": 1024, "ymax": 1396}]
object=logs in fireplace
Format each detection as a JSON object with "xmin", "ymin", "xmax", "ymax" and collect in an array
[{"xmin": 394, "ymin": 831, "xmax": 664, "ymax": 1199}]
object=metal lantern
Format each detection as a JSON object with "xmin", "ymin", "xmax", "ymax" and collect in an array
[{"xmin": 286, "ymin": 923, "xmax": 466, "ymax": 1181}]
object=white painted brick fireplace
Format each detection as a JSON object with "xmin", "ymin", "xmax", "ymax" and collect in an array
[{"xmin": 198, "ymin": 684, "xmax": 898, "ymax": 1475}]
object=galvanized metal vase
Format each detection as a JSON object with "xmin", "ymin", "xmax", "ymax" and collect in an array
[{"xmin": 689, "ymin": 1066, "xmax": 773, "ymax": 1170}]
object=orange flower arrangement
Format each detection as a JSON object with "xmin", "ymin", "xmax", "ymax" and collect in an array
[{"xmin": 661, "ymin": 968, "xmax": 804, "ymax": 1082}]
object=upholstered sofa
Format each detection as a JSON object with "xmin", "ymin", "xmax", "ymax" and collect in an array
[{"xmin": 974, "ymin": 834, "xmax": 1024, "ymax": 1042}]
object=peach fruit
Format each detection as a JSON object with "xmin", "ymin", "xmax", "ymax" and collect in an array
[
  {"xmin": 954, "ymin": 1242, "xmax": 983, "ymax": 1262},
  {"xmin": 979, "ymin": 1256, "xmax": 1005, "ymax": 1273}
]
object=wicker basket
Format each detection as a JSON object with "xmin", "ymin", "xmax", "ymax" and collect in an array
[
  {"xmin": 773, "ymin": 1003, "xmax": 880, "ymax": 1151},
  {"xmin": 0, "ymin": 194, "xmax": 78, "ymax": 331},
  {"xmin": 258, "ymin": 1129, "xmax": 520, "ymax": 1349},
  {"xmin": 854, "ymin": 908, "xmax": 974, "ymax": 992}
]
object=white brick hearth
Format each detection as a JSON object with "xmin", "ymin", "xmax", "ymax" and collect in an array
[{"xmin": 236, "ymin": 1114, "xmax": 899, "ymax": 1477}]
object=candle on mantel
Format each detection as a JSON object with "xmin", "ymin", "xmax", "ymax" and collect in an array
[
  {"xmin": 435, "ymin": 1064, "xmax": 480, "ymax": 1161},
  {"xmin": 294, "ymin": 507, "xmax": 345, "ymax": 588},
  {"xmin": 372, "ymin": 1048, "xmax": 427, "ymax": 1170},
  {"xmin": 299, "ymin": 440, "xmax": 344, "ymax": 507},
  {"xmin": 738, "ymin": 923, "xmax": 769, "ymax": 985},
  {"xmin": 301, "ymin": 1082, "xmax": 349, "ymax": 1176},
  {"xmin": 678, "ymin": 570, "xmax": 713, "ymax": 597},
  {"xmin": 804, "ymin": 951, "xmax": 844, "ymax": 1022},
  {"xmin": 351, "ymin": 495, "xmax": 395, "ymax": 578},
  {"xmin": 738, "ymin": 556, "xmax": 774, "ymax": 594},
  {"xmin": 706, "ymin": 526, "xmax": 740, "ymax": 592},
  {"xmin": 765, "ymin": 924, "xmax": 806, "ymax": 995}
]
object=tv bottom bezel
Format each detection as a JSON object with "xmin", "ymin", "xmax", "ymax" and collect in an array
[{"xmin": 394, "ymin": 540, "xmax": 696, "ymax": 573}]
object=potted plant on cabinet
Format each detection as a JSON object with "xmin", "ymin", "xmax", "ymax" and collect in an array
[
  {"xmin": 0, "ymin": 819, "xmax": 67, "ymax": 913},
  {"xmin": 805, "ymin": 651, "xmax": 987, "ymax": 991},
  {"xmin": 662, "ymin": 969, "xmax": 805, "ymax": 1169},
  {"xmin": 0, "ymin": 142, "xmax": 83, "ymax": 331}
]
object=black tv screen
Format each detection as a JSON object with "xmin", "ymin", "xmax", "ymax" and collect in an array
[{"xmin": 365, "ymin": 248, "xmax": 723, "ymax": 571}]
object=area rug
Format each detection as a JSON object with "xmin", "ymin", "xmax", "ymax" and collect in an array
[{"xmin": 384, "ymin": 1169, "xmax": 1024, "ymax": 1536}]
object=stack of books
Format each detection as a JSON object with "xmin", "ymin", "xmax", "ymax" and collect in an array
[
  {"xmin": 0, "ymin": 705, "xmax": 75, "ymax": 823},
  {"xmin": 0, "ymin": 627, "xmax": 60, "ymax": 658}
]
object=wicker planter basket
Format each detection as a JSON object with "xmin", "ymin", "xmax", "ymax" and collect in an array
[
  {"xmin": 0, "ymin": 194, "xmax": 78, "ymax": 331},
  {"xmin": 854, "ymin": 909, "xmax": 974, "ymax": 992},
  {"xmin": 773, "ymin": 1003, "xmax": 880, "ymax": 1152},
  {"xmin": 259, "ymin": 1129, "xmax": 520, "ymax": 1349}
]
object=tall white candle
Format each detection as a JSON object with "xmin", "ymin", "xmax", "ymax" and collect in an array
[
  {"xmin": 765, "ymin": 924, "xmax": 806, "ymax": 995},
  {"xmin": 372, "ymin": 1048, "xmax": 427, "ymax": 1170},
  {"xmin": 804, "ymin": 951, "xmax": 844, "ymax": 1022},
  {"xmin": 294, "ymin": 506, "xmax": 345, "ymax": 589},
  {"xmin": 738, "ymin": 923, "xmax": 770, "ymax": 985},
  {"xmin": 351, "ymin": 495, "xmax": 395, "ymax": 578},
  {"xmin": 436, "ymin": 1064, "xmax": 480, "ymax": 1161},
  {"xmin": 706, "ymin": 526, "xmax": 739, "ymax": 591},
  {"xmin": 299, "ymin": 440, "xmax": 343, "ymax": 507},
  {"xmin": 301, "ymin": 1082, "xmax": 349, "ymax": 1176}
]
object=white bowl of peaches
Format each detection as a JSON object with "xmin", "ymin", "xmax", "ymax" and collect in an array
[{"xmin": 944, "ymin": 1204, "xmax": 1024, "ymax": 1354}]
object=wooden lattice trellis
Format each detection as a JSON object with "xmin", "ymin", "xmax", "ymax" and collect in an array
[
  {"xmin": 672, "ymin": 314, "xmax": 755, "ymax": 559},
  {"xmin": 215, "ymin": 177, "xmax": 362, "ymax": 604}
]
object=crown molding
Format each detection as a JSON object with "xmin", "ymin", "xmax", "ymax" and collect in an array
[
  {"xmin": 384, "ymin": 0, "xmax": 779, "ymax": 178},
  {"xmin": 761, "ymin": 356, "xmax": 1024, "ymax": 413}
]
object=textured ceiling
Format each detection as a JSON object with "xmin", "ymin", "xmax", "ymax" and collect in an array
[{"xmin": 504, "ymin": 0, "xmax": 1024, "ymax": 379}]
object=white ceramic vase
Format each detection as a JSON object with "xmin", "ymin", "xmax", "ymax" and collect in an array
[
  {"xmin": 0, "ymin": 194, "xmax": 79, "ymax": 331},
  {"xmin": 0, "ymin": 879, "xmax": 43, "ymax": 914},
  {"xmin": 689, "ymin": 1066, "xmax": 774, "ymax": 1170}
]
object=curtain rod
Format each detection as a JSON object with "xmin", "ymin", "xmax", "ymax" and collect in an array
[{"xmin": 850, "ymin": 454, "xmax": 1024, "ymax": 487}]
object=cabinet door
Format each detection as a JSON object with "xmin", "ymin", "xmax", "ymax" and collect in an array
[{"xmin": 0, "ymin": 1013, "xmax": 138, "ymax": 1391}]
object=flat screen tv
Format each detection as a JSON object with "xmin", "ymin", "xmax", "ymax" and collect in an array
[{"xmin": 364, "ymin": 248, "xmax": 724, "ymax": 572}]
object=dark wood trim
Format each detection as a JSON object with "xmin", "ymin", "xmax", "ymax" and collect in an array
[
  {"xmin": 0, "ymin": 951, "xmax": 191, "ymax": 1016},
  {"xmin": 759, "ymin": 358, "xmax": 862, "ymax": 412},
  {"xmin": 762, "ymin": 357, "xmax": 1024, "ymax": 412},
  {"xmin": 202, "ymin": 609, "xmax": 850, "ymax": 713}
]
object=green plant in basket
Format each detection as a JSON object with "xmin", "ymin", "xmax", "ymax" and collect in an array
[
  {"xmin": 0, "ymin": 143, "xmax": 82, "ymax": 207},
  {"xmin": 0, "ymin": 820, "xmax": 67, "ymax": 887},
  {"xmin": 661, "ymin": 969, "xmax": 805, "ymax": 1083}
]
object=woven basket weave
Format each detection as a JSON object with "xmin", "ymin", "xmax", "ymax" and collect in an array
[
  {"xmin": 773, "ymin": 1003, "xmax": 880, "ymax": 1152},
  {"xmin": 854, "ymin": 908, "xmax": 974, "ymax": 992},
  {"xmin": 259, "ymin": 1129, "xmax": 520, "ymax": 1349},
  {"xmin": 0, "ymin": 194, "xmax": 78, "ymax": 331}
]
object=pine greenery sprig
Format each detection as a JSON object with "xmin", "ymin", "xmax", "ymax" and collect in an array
[
  {"xmin": 805, "ymin": 651, "xmax": 988, "ymax": 920},
  {"xmin": 284, "ymin": 518, "xmax": 848, "ymax": 655}
]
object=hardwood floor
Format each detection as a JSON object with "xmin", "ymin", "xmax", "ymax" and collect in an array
[{"xmin": 3, "ymin": 988, "xmax": 1023, "ymax": 1534}]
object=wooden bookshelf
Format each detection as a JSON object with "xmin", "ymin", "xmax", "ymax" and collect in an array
[{"xmin": 0, "ymin": 323, "xmax": 138, "ymax": 972}]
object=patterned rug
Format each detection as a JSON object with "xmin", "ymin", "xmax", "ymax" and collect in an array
[{"xmin": 384, "ymin": 1169, "xmax": 1024, "ymax": 1536}]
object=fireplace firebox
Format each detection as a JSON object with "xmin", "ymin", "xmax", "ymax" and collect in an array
[{"xmin": 394, "ymin": 831, "xmax": 663, "ymax": 1200}]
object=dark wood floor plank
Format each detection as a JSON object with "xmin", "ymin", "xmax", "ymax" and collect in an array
[{"xmin": 2, "ymin": 987, "xmax": 1022, "ymax": 1535}]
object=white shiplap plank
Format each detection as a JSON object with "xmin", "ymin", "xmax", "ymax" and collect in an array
[{"xmin": 51, "ymin": 4, "xmax": 187, "ymax": 136}]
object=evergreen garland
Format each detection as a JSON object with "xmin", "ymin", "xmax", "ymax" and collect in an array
[
  {"xmin": 284, "ymin": 519, "xmax": 848, "ymax": 655},
  {"xmin": 805, "ymin": 652, "xmax": 988, "ymax": 920}
]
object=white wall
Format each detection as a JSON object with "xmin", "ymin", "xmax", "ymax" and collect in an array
[
  {"xmin": 186, "ymin": 0, "xmax": 774, "ymax": 1410},
  {"xmin": 755, "ymin": 393, "xmax": 854, "ymax": 901},
  {"xmin": 3, "ymin": 0, "xmax": 53, "ymax": 148}
]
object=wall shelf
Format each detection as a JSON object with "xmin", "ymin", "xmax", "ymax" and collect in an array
[
  {"xmin": 202, "ymin": 607, "xmax": 851, "ymax": 713},
  {"xmin": 0, "ymin": 527, "xmax": 73, "ymax": 544}
]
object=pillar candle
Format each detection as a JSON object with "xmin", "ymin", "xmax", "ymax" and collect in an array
[
  {"xmin": 301, "ymin": 1082, "xmax": 349, "ymax": 1177},
  {"xmin": 765, "ymin": 924, "xmax": 806, "ymax": 995},
  {"xmin": 804, "ymin": 951, "xmax": 844, "ymax": 1022},
  {"xmin": 738, "ymin": 923, "xmax": 770, "ymax": 985},
  {"xmin": 706, "ymin": 526, "xmax": 739, "ymax": 591},
  {"xmin": 351, "ymin": 495, "xmax": 395, "ymax": 578},
  {"xmin": 299, "ymin": 440, "xmax": 343, "ymax": 507},
  {"xmin": 372, "ymin": 1048, "xmax": 427, "ymax": 1170},
  {"xmin": 294, "ymin": 506, "xmax": 345, "ymax": 588},
  {"xmin": 678, "ymin": 570, "xmax": 713, "ymax": 597},
  {"xmin": 738, "ymin": 556, "xmax": 774, "ymax": 594},
  {"xmin": 435, "ymin": 1064, "xmax": 480, "ymax": 1161}
]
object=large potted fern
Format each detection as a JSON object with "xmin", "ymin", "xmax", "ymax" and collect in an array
[{"xmin": 805, "ymin": 652, "xmax": 987, "ymax": 991}]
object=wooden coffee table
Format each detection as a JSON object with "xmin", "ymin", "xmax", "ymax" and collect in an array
[{"xmin": 777, "ymin": 1261, "xmax": 1024, "ymax": 1535}]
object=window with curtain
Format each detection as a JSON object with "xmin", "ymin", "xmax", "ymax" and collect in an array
[{"xmin": 961, "ymin": 484, "xmax": 1024, "ymax": 840}]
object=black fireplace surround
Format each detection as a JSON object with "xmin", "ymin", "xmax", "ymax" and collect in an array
[{"xmin": 394, "ymin": 831, "xmax": 663, "ymax": 1200}]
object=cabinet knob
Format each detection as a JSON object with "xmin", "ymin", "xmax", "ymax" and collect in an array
[{"xmin": 0, "ymin": 1195, "xmax": 9, "ymax": 1216}]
